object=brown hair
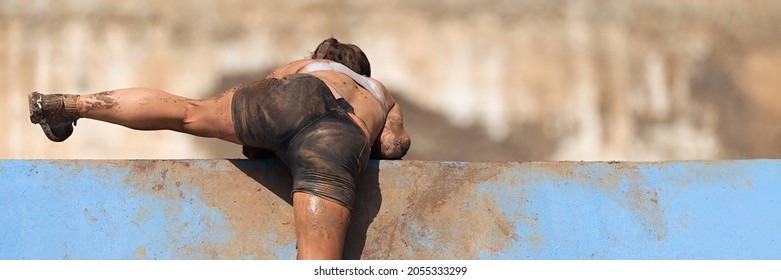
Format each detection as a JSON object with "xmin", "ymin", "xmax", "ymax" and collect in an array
[{"xmin": 311, "ymin": 38, "xmax": 371, "ymax": 77}]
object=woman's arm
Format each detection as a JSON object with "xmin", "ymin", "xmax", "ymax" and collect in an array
[{"xmin": 371, "ymin": 100, "xmax": 411, "ymax": 159}]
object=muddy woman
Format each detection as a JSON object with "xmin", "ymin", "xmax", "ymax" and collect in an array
[{"xmin": 28, "ymin": 38, "xmax": 411, "ymax": 259}]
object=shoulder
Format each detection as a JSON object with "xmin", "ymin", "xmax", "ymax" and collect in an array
[
  {"xmin": 266, "ymin": 59, "xmax": 318, "ymax": 78},
  {"xmin": 372, "ymin": 78, "xmax": 395, "ymax": 111}
]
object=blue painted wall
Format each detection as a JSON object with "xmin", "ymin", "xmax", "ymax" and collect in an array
[{"xmin": 1, "ymin": 160, "xmax": 779, "ymax": 259}]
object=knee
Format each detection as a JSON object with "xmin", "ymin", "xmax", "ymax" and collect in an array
[
  {"xmin": 181, "ymin": 101, "xmax": 199, "ymax": 128},
  {"xmin": 180, "ymin": 100, "xmax": 213, "ymax": 135}
]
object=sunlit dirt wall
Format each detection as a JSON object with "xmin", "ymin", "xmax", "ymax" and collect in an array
[{"xmin": 2, "ymin": 0, "xmax": 780, "ymax": 160}]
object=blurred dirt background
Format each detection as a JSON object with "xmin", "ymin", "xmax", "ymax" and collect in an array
[{"xmin": 1, "ymin": 0, "xmax": 780, "ymax": 161}]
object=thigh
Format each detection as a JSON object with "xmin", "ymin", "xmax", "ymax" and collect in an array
[{"xmin": 185, "ymin": 89, "xmax": 241, "ymax": 143}]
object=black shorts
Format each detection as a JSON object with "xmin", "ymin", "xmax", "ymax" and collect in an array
[{"xmin": 231, "ymin": 73, "xmax": 370, "ymax": 210}]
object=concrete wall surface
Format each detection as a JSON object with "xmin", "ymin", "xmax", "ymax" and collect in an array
[
  {"xmin": 3, "ymin": 0, "xmax": 781, "ymax": 161},
  {"xmin": 1, "ymin": 159, "xmax": 780, "ymax": 259}
]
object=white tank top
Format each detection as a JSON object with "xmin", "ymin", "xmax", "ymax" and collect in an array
[{"xmin": 300, "ymin": 61, "xmax": 388, "ymax": 117}]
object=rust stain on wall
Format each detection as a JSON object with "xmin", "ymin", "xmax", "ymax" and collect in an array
[
  {"xmin": 610, "ymin": 164, "xmax": 669, "ymax": 241},
  {"xmin": 64, "ymin": 160, "xmax": 720, "ymax": 258},
  {"xmin": 136, "ymin": 246, "xmax": 147, "ymax": 259},
  {"xmin": 5, "ymin": 159, "xmax": 780, "ymax": 259},
  {"xmin": 361, "ymin": 161, "xmax": 521, "ymax": 259},
  {"xmin": 114, "ymin": 160, "xmax": 297, "ymax": 259},
  {"xmin": 192, "ymin": 161, "xmax": 296, "ymax": 259},
  {"xmin": 624, "ymin": 184, "xmax": 666, "ymax": 240},
  {"xmin": 533, "ymin": 161, "xmax": 670, "ymax": 241}
]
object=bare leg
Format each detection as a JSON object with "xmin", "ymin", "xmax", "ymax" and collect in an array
[
  {"xmin": 293, "ymin": 192, "xmax": 351, "ymax": 260},
  {"xmin": 77, "ymin": 88, "xmax": 241, "ymax": 144}
]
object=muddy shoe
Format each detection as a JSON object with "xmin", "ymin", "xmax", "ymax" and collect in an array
[{"xmin": 28, "ymin": 91, "xmax": 80, "ymax": 142}]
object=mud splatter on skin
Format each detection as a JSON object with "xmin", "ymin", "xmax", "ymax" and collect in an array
[{"xmin": 79, "ymin": 90, "xmax": 117, "ymax": 114}]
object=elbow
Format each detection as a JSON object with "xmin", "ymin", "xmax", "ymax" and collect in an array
[{"xmin": 379, "ymin": 135, "xmax": 411, "ymax": 160}]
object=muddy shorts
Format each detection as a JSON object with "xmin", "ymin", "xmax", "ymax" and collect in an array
[{"xmin": 231, "ymin": 73, "xmax": 370, "ymax": 210}]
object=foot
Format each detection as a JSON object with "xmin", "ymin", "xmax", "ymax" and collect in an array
[{"xmin": 28, "ymin": 92, "xmax": 80, "ymax": 142}]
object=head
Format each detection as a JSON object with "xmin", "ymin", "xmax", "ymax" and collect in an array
[{"xmin": 311, "ymin": 38, "xmax": 371, "ymax": 77}]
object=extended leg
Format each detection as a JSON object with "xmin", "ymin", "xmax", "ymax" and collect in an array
[
  {"xmin": 30, "ymin": 88, "xmax": 241, "ymax": 144},
  {"xmin": 293, "ymin": 192, "xmax": 351, "ymax": 260},
  {"xmin": 78, "ymin": 88, "xmax": 191, "ymax": 132}
]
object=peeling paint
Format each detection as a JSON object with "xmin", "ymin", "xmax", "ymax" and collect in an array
[{"xmin": 1, "ymin": 160, "xmax": 781, "ymax": 259}]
